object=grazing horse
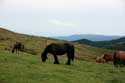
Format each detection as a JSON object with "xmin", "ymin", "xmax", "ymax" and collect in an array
[
  {"xmin": 96, "ymin": 55, "xmax": 105, "ymax": 63},
  {"xmin": 113, "ymin": 51, "xmax": 125, "ymax": 67},
  {"xmin": 41, "ymin": 43, "xmax": 75, "ymax": 65},
  {"xmin": 96, "ymin": 53, "xmax": 113, "ymax": 63},
  {"xmin": 103, "ymin": 53, "xmax": 113, "ymax": 62},
  {"xmin": 12, "ymin": 42, "xmax": 24, "ymax": 53}
]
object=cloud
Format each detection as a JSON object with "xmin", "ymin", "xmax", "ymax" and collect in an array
[
  {"xmin": 2, "ymin": 0, "xmax": 122, "ymax": 10},
  {"xmin": 0, "ymin": 0, "xmax": 125, "ymax": 36},
  {"xmin": 0, "ymin": 0, "xmax": 4, "ymax": 6},
  {"xmin": 48, "ymin": 19, "xmax": 78, "ymax": 27}
]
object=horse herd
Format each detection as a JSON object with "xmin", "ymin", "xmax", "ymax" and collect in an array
[
  {"xmin": 12, "ymin": 42, "xmax": 74, "ymax": 65},
  {"xmin": 11, "ymin": 42, "xmax": 125, "ymax": 67},
  {"xmin": 96, "ymin": 51, "xmax": 125, "ymax": 67}
]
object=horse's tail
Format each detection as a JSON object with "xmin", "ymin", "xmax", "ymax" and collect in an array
[
  {"xmin": 71, "ymin": 45, "xmax": 75, "ymax": 61},
  {"xmin": 113, "ymin": 52, "xmax": 117, "ymax": 66}
]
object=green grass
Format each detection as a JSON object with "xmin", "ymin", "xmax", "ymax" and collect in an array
[
  {"xmin": 0, "ymin": 28, "xmax": 123, "ymax": 83},
  {"xmin": 0, "ymin": 51, "xmax": 125, "ymax": 83}
]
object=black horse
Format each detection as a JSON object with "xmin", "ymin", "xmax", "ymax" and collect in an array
[
  {"xmin": 41, "ymin": 43, "xmax": 75, "ymax": 65},
  {"xmin": 12, "ymin": 42, "xmax": 24, "ymax": 53}
]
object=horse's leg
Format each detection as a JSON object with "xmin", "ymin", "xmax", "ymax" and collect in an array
[
  {"xmin": 17, "ymin": 49, "xmax": 19, "ymax": 55},
  {"xmin": 12, "ymin": 48, "xmax": 15, "ymax": 53},
  {"xmin": 119, "ymin": 59, "xmax": 123, "ymax": 67},
  {"xmin": 18, "ymin": 47, "xmax": 21, "ymax": 55},
  {"xmin": 116, "ymin": 58, "xmax": 121, "ymax": 67},
  {"xmin": 16, "ymin": 48, "xmax": 17, "ymax": 53},
  {"xmin": 66, "ymin": 53, "xmax": 71, "ymax": 65},
  {"xmin": 18, "ymin": 48, "xmax": 21, "ymax": 54},
  {"xmin": 17, "ymin": 48, "xmax": 19, "ymax": 55},
  {"xmin": 114, "ymin": 63, "xmax": 118, "ymax": 67},
  {"xmin": 53, "ymin": 55, "xmax": 59, "ymax": 64},
  {"xmin": 113, "ymin": 59, "xmax": 118, "ymax": 67}
]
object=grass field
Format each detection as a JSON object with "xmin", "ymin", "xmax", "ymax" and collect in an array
[
  {"xmin": 0, "ymin": 51, "xmax": 125, "ymax": 83},
  {"xmin": 0, "ymin": 28, "xmax": 125, "ymax": 83}
]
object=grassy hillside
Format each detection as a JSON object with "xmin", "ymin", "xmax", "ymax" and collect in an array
[
  {"xmin": 0, "ymin": 51, "xmax": 125, "ymax": 83},
  {"xmin": 0, "ymin": 28, "xmax": 125, "ymax": 83},
  {"xmin": 0, "ymin": 28, "xmax": 113, "ymax": 61},
  {"xmin": 74, "ymin": 37, "xmax": 125, "ymax": 51}
]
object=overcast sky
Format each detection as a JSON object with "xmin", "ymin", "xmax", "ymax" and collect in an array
[{"xmin": 0, "ymin": 0, "xmax": 125, "ymax": 36}]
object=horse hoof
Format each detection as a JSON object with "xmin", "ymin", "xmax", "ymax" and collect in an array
[{"xmin": 54, "ymin": 62, "xmax": 59, "ymax": 64}]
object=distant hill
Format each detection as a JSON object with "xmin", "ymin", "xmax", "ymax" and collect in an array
[
  {"xmin": 53, "ymin": 34, "xmax": 121, "ymax": 41},
  {"xmin": 74, "ymin": 37, "xmax": 125, "ymax": 50}
]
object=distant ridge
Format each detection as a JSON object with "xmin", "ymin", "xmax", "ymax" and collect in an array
[
  {"xmin": 53, "ymin": 34, "xmax": 121, "ymax": 41},
  {"xmin": 74, "ymin": 37, "xmax": 125, "ymax": 50}
]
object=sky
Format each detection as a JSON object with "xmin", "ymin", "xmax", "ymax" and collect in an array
[{"xmin": 0, "ymin": 0, "xmax": 125, "ymax": 36}]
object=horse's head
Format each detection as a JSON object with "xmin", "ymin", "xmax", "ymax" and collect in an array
[
  {"xmin": 41, "ymin": 51, "xmax": 48, "ymax": 62},
  {"xmin": 96, "ymin": 56, "xmax": 105, "ymax": 63}
]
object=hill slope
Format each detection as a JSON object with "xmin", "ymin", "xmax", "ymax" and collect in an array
[
  {"xmin": 0, "ymin": 51, "xmax": 125, "ymax": 83},
  {"xmin": 0, "ymin": 28, "xmax": 113, "ymax": 61},
  {"xmin": 0, "ymin": 28, "xmax": 125, "ymax": 83},
  {"xmin": 74, "ymin": 37, "xmax": 125, "ymax": 51}
]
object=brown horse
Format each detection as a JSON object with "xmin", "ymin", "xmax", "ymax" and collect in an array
[
  {"xmin": 113, "ymin": 51, "xmax": 125, "ymax": 67},
  {"xmin": 103, "ymin": 53, "xmax": 113, "ymax": 62},
  {"xmin": 96, "ymin": 55, "xmax": 105, "ymax": 63},
  {"xmin": 12, "ymin": 42, "xmax": 24, "ymax": 53},
  {"xmin": 96, "ymin": 53, "xmax": 113, "ymax": 63},
  {"xmin": 41, "ymin": 43, "xmax": 75, "ymax": 65}
]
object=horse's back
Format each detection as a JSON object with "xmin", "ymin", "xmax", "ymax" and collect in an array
[
  {"xmin": 48, "ymin": 43, "xmax": 74, "ymax": 55},
  {"xmin": 103, "ymin": 53, "xmax": 113, "ymax": 61},
  {"xmin": 114, "ymin": 51, "xmax": 125, "ymax": 66},
  {"xmin": 116, "ymin": 51, "xmax": 125, "ymax": 60},
  {"xmin": 50, "ymin": 43, "xmax": 74, "ymax": 50},
  {"xmin": 64, "ymin": 43, "xmax": 74, "ymax": 50},
  {"xmin": 51, "ymin": 43, "xmax": 67, "ymax": 51}
]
